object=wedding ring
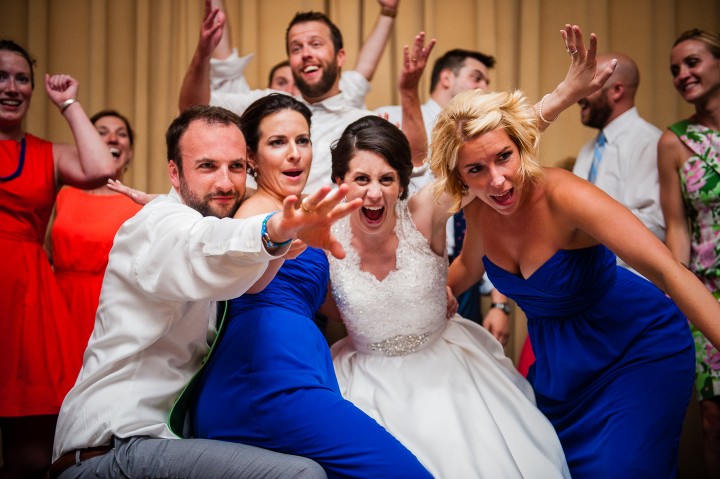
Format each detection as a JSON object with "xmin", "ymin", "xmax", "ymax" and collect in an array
[
  {"xmin": 300, "ymin": 199, "xmax": 314, "ymax": 213},
  {"xmin": 411, "ymin": 57, "xmax": 417, "ymax": 62},
  {"xmin": 567, "ymin": 48, "xmax": 578, "ymax": 55}
]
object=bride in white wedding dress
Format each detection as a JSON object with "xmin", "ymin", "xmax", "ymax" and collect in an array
[{"xmin": 326, "ymin": 115, "xmax": 570, "ymax": 479}]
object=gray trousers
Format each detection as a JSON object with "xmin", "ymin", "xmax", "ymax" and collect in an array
[{"xmin": 56, "ymin": 436, "xmax": 327, "ymax": 479}]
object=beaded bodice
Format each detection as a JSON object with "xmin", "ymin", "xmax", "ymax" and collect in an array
[{"xmin": 329, "ymin": 202, "xmax": 448, "ymax": 356}]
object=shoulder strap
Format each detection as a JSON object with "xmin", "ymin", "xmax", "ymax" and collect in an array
[{"xmin": 668, "ymin": 119, "xmax": 690, "ymax": 138}]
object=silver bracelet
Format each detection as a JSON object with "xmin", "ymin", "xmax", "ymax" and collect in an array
[
  {"xmin": 538, "ymin": 94, "xmax": 557, "ymax": 124},
  {"xmin": 60, "ymin": 98, "xmax": 78, "ymax": 114}
]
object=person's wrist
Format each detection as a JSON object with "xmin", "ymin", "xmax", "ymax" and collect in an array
[
  {"xmin": 261, "ymin": 212, "xmax": 292, "ymax": 253},
  {"xmin": 59, "ymin": 98, "xmax": 78, "ymax": 114},
  {"xmin": 537, "ymin": 94, "xmax": 558, "ymax": 124},
  {"xmin": 490, "ymin": 302, "xmax": 511, "ymax": 315},
  {"xmin": 380, "ymin": 6, "xmax": 397, "ymax": 17}
]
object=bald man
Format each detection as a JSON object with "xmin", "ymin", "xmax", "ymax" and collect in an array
[{"xmin": 574, "ymin": 52, "xmax": 664, "ymax": 270}]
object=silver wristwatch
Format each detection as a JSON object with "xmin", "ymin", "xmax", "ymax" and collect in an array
[{"xmin": 490, "ymin": 302, "xmax": 511, "ymax": 315}]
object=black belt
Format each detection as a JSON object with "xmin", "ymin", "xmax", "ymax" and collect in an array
[{"xmin": 48, "ymin": 445, "xmax": 113, "ymax": 479}]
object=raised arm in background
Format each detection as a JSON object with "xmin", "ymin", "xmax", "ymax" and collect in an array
[
  {"xmin": 46, "ymin": 74, "xmax": 117, "ymax": 188},
  {"xmin": 353, "ymin": 0, "xmax": 400, "ymax": 81},
  {"xmin": 179, "ymin": 0, "xmax": 224, "ymax": 111},
  {"xmin": 398, "ymin": 32, "xmax": 435, "ymax": 168}
]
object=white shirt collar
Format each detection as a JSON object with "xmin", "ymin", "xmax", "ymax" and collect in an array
[{"xmin": 602, "ymin": 107, "xmax": 640, "ymax": 144}]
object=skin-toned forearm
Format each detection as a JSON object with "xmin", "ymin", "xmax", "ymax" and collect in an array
[
  {"xmin": 448, "ymin": 254, "xmax": 484, "ymax": 298},
  {"xmin": 211, "ymin": 0, "xmax": 233, "ymax": 59},
  {"xmin": 665, "ymin": 225, "xmax": 692, "ymax": 267},
  {"xmin": 60, "ymin": 104, "xmax": 116, "ymax": 181},
  {"xmin": 658, "ymin": 259, "xmax": 720, "ymax": 350},
  {"xmin": 490, "ymin": 288, "xmax": 508, "ymax": 305},
  {"xmin": 179, "ymin": 0, "xmax": 224, "ymax": 111},
  {"xmin": 658, "ymin": 135, "xmax": 692, "ymax": 267},
  {"xmin": 400, "ymin": 88, "xmax": 427, "ymax": 168},
  {"xmin": 179, "ymin": 50, "xmax": 212, "ymax": 111},
  {"xmin": 398, "ymin": 32, "xmax": 435, "ymax": 168},
  {"xmin": 354, "ymin": 7, "xmax": 396, "ymax": 80}
]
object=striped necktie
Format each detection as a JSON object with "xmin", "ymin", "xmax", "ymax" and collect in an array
[{"xmin": 588, "ymin": 131, "xmax": 606, "ymax": 184}]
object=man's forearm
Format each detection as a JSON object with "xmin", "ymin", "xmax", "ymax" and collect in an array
[{"xmin": 179, "ymin": 50, "xmax": 212, "ymax": 111}]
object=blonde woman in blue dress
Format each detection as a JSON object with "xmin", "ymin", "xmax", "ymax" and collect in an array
[{"xmin": 327, "ymin": 25, "xmax": 614, "ymax": 477}]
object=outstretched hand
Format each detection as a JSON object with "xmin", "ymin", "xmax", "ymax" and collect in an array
[
  {"xmin": 533, "ymin": 24, "xmax": 618, "ymax": 131},
  {"xmin": 267, "ymin": 185, "xmax": 362, "ymax": 259},
  {"xmin": 107, "ymin": 179, "xmax": 158, "ymax": 205},
  {"xmin": 45, "ymin": 74, "xmax": 79, "ymax": 108},
  {"xmin": 399, "ymin": 32, "xmax": 436, "ymax": 92},
  {"xmin": 558, "ymin": 24, "xmax": 617, "ymax": 104}
]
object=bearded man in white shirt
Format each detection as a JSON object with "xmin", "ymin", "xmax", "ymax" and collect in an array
[
  {"xmin": 49, "ymin": 105, "xmax": 359, "ymax": 479},
  {"xmin": 179, "ymin": 2, "xmax": 387, "ymax": 194}
]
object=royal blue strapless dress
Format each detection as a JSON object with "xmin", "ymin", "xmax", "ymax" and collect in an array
[
  {"xmin": 484, "ymin": 245, "xmax": 695, "ymax": 478},
  {"xmin": 192, "ymin": 246, "xmax": 430, "ymax": 479}
]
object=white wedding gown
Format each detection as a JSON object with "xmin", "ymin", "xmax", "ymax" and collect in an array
[{"xmin": 329, "ymin": 203, "xmax": 570, "ymax": 479}]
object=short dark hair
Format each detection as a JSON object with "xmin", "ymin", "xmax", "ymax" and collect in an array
[
  {"xmin": 285, "ymin": 11, "xmax": 343, "ymax": 55},
  {"xmin": 0, "ymin": 39, "xmax": 37, "ymax": 89},
  {"xmin": 166, "ymin": 105, "xmax": 242, "ymax": 174},
  {"xmin": 241, "ymin": 93, "xmax": 312, "ymax": 154},
  {"xmin": 429, "ymin": 49, "xmax": 496, "ymax": 93},
  {"xmin": 331, "ymin": 116, "xmax": 412, "ymax": 200},
  {"xmin": 90, "ymin": 109, "xmax": 135, "ymax": 146},
  {"xmin": 267, "ymin": 60, "xmax": 290, "ymax": 88}
]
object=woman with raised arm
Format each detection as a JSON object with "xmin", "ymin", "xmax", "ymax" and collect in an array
[
  {"xmin": 658, "ymin": 29, "xmax": 720, "ymax": 478},
  {"xmin": 0, "ymin": 39, "xmax": 115, "ymax": 478},
  {"xmin": 430, "ymin": 36, "xmax": 720, "ymax": 474}
]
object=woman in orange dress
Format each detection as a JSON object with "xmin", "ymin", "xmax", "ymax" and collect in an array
[
  {"xmin": 51, "ymin": 110, "xmax": 142, "ymax": 346},
  {"xmin": 0, "ymin": 40, "xmax": 115, "ymax": 478}
]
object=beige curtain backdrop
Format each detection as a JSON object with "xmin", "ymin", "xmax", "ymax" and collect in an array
[{"xmin": 2, "ymin": 0, "xmax": 718, "ymax": 194}]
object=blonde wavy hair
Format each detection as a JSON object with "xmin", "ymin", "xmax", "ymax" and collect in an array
[{"xmin": 429, "ymin": 89, "xmax": 544, "ymax": 212}]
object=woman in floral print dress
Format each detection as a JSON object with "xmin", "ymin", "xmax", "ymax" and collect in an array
[{"xmin": 658, "ymin": 28, "xmax": 720, "ymax": 477}]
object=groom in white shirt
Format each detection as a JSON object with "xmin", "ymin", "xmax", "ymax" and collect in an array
[{"xmin": 50, "ymin": 105, "xmax": 358, "ymax": 479}]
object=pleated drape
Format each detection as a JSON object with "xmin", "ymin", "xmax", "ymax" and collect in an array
[{"xmin": 2, "ymin": 0, "xmax": 718, "ymax": 193}]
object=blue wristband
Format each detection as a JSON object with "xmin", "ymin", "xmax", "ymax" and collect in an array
[{"xmin": 261, "ymin": 212, "xmax": 292, "ymax": 249}]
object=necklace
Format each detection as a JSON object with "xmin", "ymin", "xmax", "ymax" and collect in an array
[{"xmin": 0, "ymin": 137, "xmax": 26, "ymax": 182}]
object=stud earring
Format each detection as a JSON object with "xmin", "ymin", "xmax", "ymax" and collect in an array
[{"xmin": 461, "ymin": 183, "xmax": 469, "ymax": 196}]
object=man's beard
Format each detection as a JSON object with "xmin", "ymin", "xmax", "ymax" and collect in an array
[
  {"xmin": 178, "ymin": 175, "xmax": 242, "ymax": 219},
  {"xmin": 293, "ymin": 59, "xmax": 339, "ymax": 99},
  {"xmin": 582, "ymin": 92, "xmax": 612, "ymax": 130}
]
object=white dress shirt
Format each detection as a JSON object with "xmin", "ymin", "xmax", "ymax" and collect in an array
[
  {"xmin": 210, "ymin": 48, "xmax": 254, "ymax": 94},
  {"xmin": 574, "ymin": 107, "xmax": 664, "ymax": 240},
  {"xmin": 210, "ymin": 51, "xmax": 371, "ymax": 109},
  {"xmin": 574, "ymin": 107, "xmax": 664, "ymax": 271},
  {"xmin": 210, "ymin": 90, "xmax": 373, "ymax": 193},
  {"xmin": 53, "ymin": 188, "xmax": 278, "ymax": 460}
]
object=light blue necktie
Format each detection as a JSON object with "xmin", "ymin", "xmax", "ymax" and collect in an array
[{"xmin": 588, "ymin": 131, "xmax": 606, "ymax": 184}]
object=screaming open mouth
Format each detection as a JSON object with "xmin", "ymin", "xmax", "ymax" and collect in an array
[{"xmin": 362, "ymin": 206, "xmax": 384, "ymax": 222}]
